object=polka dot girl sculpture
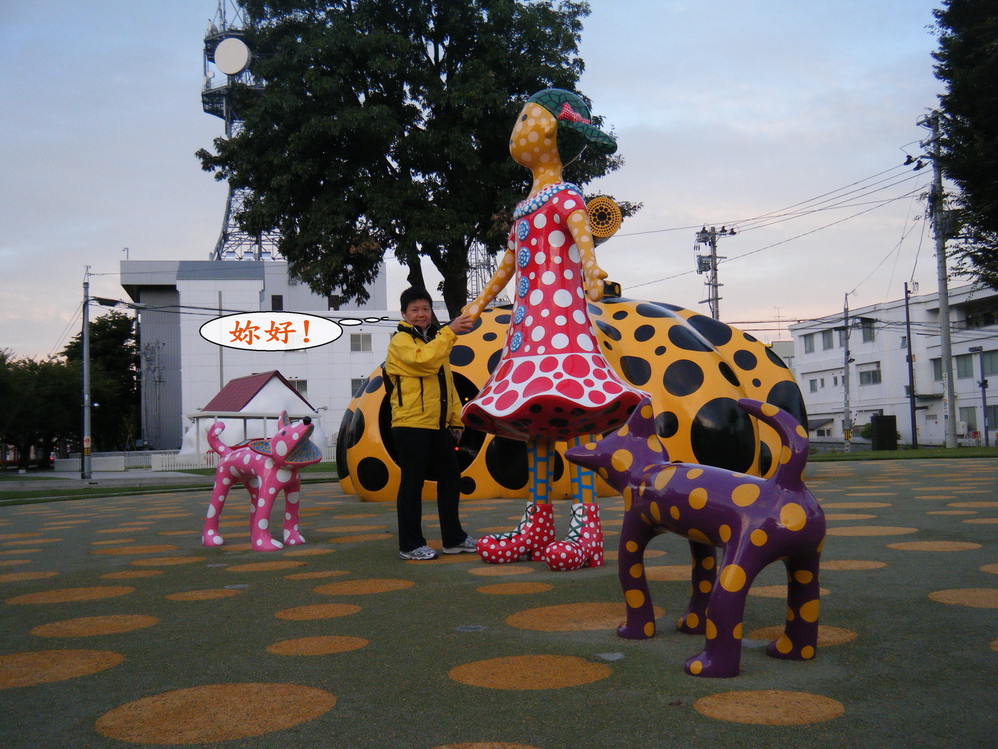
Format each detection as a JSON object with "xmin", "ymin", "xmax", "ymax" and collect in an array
[{"xmin": 461, "ymin": 89, "xmax": 647, "ymax": 570}]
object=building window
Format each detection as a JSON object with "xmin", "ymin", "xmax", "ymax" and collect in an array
[
  {"xmin": 955, "ymin": 353, "xmax": 974, "ymax": 379},
  {"xmin": 821, "ymin": 330, "xmax": 834, "ymax": 350},
  {"xmin": 350, "ymin": 333, "xmax": 372, "ymax": 352},
  {"xmin": 328, "ymin": 294, "xmax": 343, "ymax": 311},
  {"xmin": 833, "ymin": 376, "xmax": 839, "ymax": 386},
  {"xmin": 861, "ymin": 318, "xmax": 876, "ymax": 342},
  {"xmin": 984, "ymin": 350, "xmax": 998, "ymax": 377},
  {"xmin": 932, "ymin": 358, "xmax": 944, "ymax": 381},
  {"xmin": 350, "ymin": 378, "xmax": 367, "ymax": 396},
  {"xmin": 900, "ymin": 335, "xmax": 907, "ymax": 349},
  {"xmin": 271, "ymin": 294, "xmax": 284, "ymax": 311},
  {"xmin": 859, "ymin": 366, "xmax": 882, "ymax": 386},
  {"xmin": 958, "ymin": 406, "xmax": 977, "ymax": 433},
  {"xmin": 288, "ymin": 379, "xmax": 307, "ymax": 399},
  {"xmin": 803, "ymin": 334, "xmax": 815, "ymax": 354},
  {"xmin": 809, "ymin": 379, "xmax": 818, "ymax": 393},
  {"xmin": 816, "ymin": 428, "xmax": 832, "ymax": 437}
]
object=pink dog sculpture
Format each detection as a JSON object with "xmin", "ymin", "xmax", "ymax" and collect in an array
[{"xmin": 201, "ymin": 412, "xmax": 322, "ymax": 551}]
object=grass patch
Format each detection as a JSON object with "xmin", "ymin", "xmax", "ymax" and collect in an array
[{"xmin": 810, "ymin": 445, "xmax": 998, "ymax": 460}]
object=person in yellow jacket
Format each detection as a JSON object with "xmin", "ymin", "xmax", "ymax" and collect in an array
[{"xmin": 385, "ymin": 287, "xmax": 476, "ymax": 560}]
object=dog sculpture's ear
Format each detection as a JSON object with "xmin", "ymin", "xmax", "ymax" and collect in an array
[{"xmin": 277, "ymin": 411, "xmax": 290, "ymax": 430}]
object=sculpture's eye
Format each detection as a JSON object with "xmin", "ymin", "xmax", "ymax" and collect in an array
[{"xmin": 521, "ymin": 114, "xmax": 528, "ymax": 122}]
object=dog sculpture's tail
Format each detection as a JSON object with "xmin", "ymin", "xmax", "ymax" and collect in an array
[
  {"xmin": 735, "ymin": 399, "xmax": 809, "ymax": 492},
  {"xmin": 206, "ymin": 421, "xmax": 232, "ymax": 457}
]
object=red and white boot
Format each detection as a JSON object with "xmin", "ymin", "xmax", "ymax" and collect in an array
[
  {"xmin": 544, "ymin": 503, "xmax": 604, "ymax": 571},
  {"xmin": 477, "ymin": 502, "xmax": 555, "ymax": 564}
]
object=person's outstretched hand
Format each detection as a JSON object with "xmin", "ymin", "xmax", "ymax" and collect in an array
[{"xmin": 448, "ymin": 313, "xmax": 475, "ymax": 334}]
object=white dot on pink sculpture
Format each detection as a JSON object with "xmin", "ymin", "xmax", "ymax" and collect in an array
[
  {"xmin": 568, "ymin": 246, "xmax": 581, "ymax": 263},
  {"xmin": 258, "ymin": 518, "xmax": 269, "ymax": 530},
  {"xmin": 275, "ymin": 441, "xmax": 289, "ymax": 456},
  {"xmin": 213, "ymin": 536, "xmax": 223, "ymax": 545},
  {"xmin": 265, "ymin": 459, "xmax": 274, "ymax": 470},
  {"xmin": 242, "ymin": 454, "xmax": 252, "ymax": 465},
  {"xmin": 533, "ymin": 213, "xmax": 547, "ymax": 229},
  {"xmin": 548, "ymin": 229, "xmax": 566, "ymax": 248},
  {"xmin": 276, "ymin": 468, "xmax": 293, "ymax": 484},
  {"xmin": 564, "ymin": 198, "xmax": 577, "ymax": 210},
  {"xmin": 555, "ymin": 315, "xmax": 567, "ymax": 326},
  {"xmin": 206, "ymin": 506, "xmax": 216, "ymax": 518},
  {"xmin": 287, "ymin": 492, "xmax": 300, "ymax": 504},
  {"xmin": 577, "ymin": 334, "xmax": 595, "ymax": 351},
  {"xmin": 551, "ymin": 333, "xmax": 569, "ymax": 350},
  {"xmin": 541, "ymin": 271, "xmax": 556, "ymax": 286},
  {"xmin": 531, "ymin": 325, "xmax": 546, "ymax": 342},
  {"xmin": 552, "ymin": 289, "xmax": 573, "ymax": 308},
  {"xmin": 534, "ymin": 251, "xmax": 545, "ymax": 264},
  {"xmin": 229, "ymin": 466, "xmax": 240, "ymax": 477},
  {"xmin": 529, "ymin": 289, "xmax": 544, "ymax": 306},
  {"xmin": 222, "ymin": 477, "xmax": 231, "ymax": 486},
  {"xmin": 258, "ymin": 498, "xmax": 266, "ymax": 508},
  {"xmin": 573, "ymin": 309, "xmax": 587, "ymax": 324},
  {"xmin": 563, "ymin": 268, "xmax": 575, "ymax": 281}
]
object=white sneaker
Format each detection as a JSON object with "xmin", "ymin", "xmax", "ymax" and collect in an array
[
  {"xmin": 399, "ymin": 545, "xmax": 438, "ymax": 561},
  {"xmin": 442, "ymin": 536, "xmax": 477, "ymax": 554}
]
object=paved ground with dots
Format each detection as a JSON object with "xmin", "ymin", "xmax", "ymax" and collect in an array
[{"xmin": 0, "ymin": 459, "xmax": 995, "ymax": 747}]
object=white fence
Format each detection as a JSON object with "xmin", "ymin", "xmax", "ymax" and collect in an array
[{"xmin": 151, "ymin": 446, "xmax": 335, "ymax": 472}]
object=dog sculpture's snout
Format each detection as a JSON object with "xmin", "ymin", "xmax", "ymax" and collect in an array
[{"xmin": 303, "ymin": 417, "xmax": 312, "ymax": 425}]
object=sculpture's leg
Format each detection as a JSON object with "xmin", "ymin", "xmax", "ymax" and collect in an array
[
  {"xmin": 617, "ymin": 510, "xmax": 658, "ymax": 640},
  {"xmin": 281, "ymin": 477, "xmax": 307, "ymax": 546},
  {"xmin": 677, "ymin": 541, "xmax": 717, "ymax": 634},
  {"xmin": 685, "ymin": 543, "xmax": 761, "ymax": 677},
  {"xmin": 248, "ymin": 477, "xmax": 283, "ymax": 552},
  {"xmin": 476, "ymin": 439, "xmax": 556, "ymax": 564},
  {"xmin": 201, "ymin": 463, "xmax": 232, "ymax": 547},
  {"xmin": 767, "ymin": 551, "xmax": 822, "ymax": 661}
]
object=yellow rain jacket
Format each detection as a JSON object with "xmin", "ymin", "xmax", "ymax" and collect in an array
[{"xmin": 384, "ymin": 320, "xmax": 463, "ymax": 430}]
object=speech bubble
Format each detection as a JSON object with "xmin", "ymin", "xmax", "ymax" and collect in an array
[{"xmin": 199, "ymin": 312, "xmax": 343, "ymax": 351}]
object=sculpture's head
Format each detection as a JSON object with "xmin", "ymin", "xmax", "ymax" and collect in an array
[{"xmin": 510, "ymin": 88, "xmax": 617, "ymax": 169}]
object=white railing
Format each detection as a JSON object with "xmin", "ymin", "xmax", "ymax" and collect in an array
[
  {"xmin": 151, "ymin": 452, "xmax": 219, "ymax": 471},
  {"xmin": 150, "ymin": 446, "xmax": 335, "ymax": 472}
]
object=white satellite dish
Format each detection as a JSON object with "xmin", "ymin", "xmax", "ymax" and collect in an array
[{"xmin": 215, "ymin": 37, "xmax": 251, "ymax": 76}]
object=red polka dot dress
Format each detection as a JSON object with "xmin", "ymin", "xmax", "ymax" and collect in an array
[{"xmin": 462, "ymin": 183, "xmax": 645, "ymax": 441}]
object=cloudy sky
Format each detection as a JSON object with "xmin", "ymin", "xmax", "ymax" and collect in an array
[{"xmin": 1, "ymin": 0, "xmax": 945, "ymax": 359}]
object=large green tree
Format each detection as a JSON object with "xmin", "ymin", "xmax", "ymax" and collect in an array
[
  {"xmin": 933, "ymin": 0, "xmax": 998, "ymax": 287},
  {"xmin": 198, "ymin": 0, "xmax": 629, "ymax": 315}
]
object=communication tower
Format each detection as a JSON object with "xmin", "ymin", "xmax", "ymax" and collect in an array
[
  {"xmin": 202, "ymin": 0, "xmax": 281, "ymax": 261},
  {"xmin": 467, "ymin": 243, "xmax": 507, "ymax": 306}
]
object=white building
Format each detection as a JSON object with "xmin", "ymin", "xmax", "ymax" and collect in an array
[
  {"xmin": 788, "ymin": 283, "xmax": 998, "ymax": 448},
  {"xmin": 120, "ymin": 260, "xmax": 396, "ymax": 451}
]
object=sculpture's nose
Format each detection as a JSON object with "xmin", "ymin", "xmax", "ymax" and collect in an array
[{"xmin": 303, "ymin": 417, "xmax": 312, "ymax": 425}]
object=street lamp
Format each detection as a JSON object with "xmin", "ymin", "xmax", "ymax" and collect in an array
[{"xmin": 969, "ymin": 346, "xmax": 989, "ymax": 447}]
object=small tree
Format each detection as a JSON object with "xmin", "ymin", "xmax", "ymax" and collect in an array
[
  {"xmin": 933, "ymin": 0, "xmax": 998, "ymax": 287},
  {"xmin": 62, "ymin": 311, "xmax": 139, "ymax": 451}
]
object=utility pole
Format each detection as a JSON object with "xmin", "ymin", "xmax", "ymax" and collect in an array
[
  {"xmin": 904, "ymin": 281, "xmax": 919, "ymax": 449},
  {"xmin": 81, "ymin": 268, "xmax": 92, "ymax": 480},
  {"xmin": 919, "ymin": 110, "xmax": 957, "ymax": 448},
  {"xmin": 695, "ymin": 225, "xmax": 736, "ymax": 319},
  {"xmin": 969, "ymin": 346, "xmax": 989, "ymax": 447},
  {"xmin": 842, "ymin": 293, "xmax": 852, "ymax": 452}
]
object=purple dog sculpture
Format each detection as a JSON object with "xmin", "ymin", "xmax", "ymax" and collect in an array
[
  {"xmin": 566, "ymin": 396, "xmax": 825, "ymax": 677},
  {"xmin": 201, "ymin": 411, "xmax": 322, "ymax": 551}
]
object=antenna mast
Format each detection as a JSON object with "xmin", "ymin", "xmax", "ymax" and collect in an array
[{"xmin": 202, "ymin": 0, "xmax": 281, "ymax": 261}]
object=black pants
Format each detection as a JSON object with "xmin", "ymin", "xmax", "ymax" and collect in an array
[{"xmin": 392, "ymin": 427, "xmax": 467, "ymax": 552}]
